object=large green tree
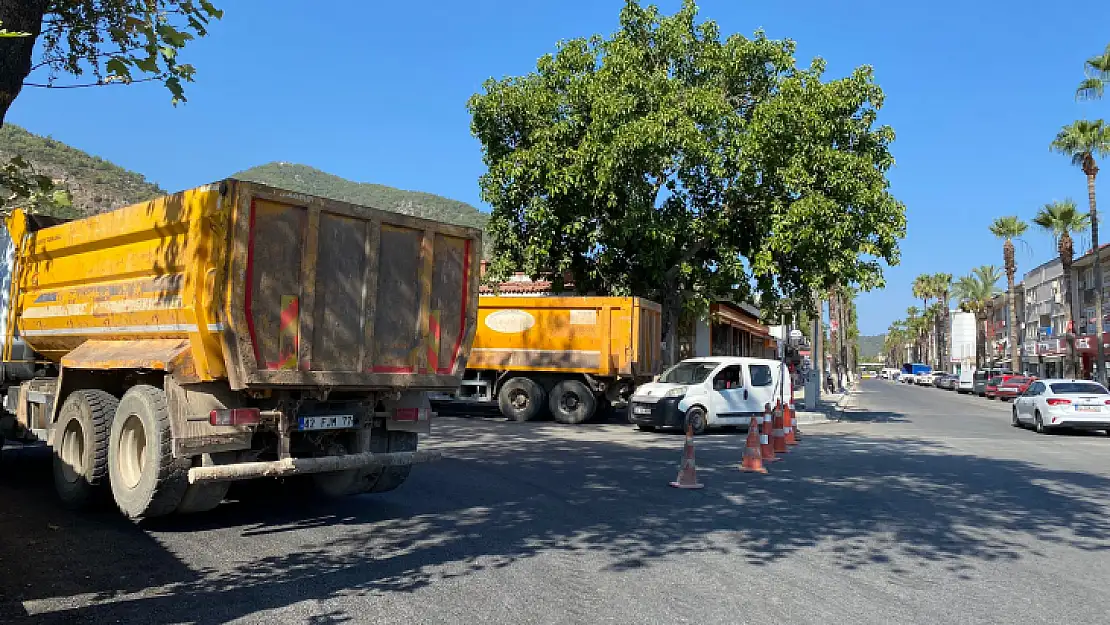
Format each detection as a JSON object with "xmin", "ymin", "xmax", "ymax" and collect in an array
[
  {"xmin": 1033, "ymin": 199, "xmax": 1089, "ymax": 378},
  {"xmin": 468, "ymin": 0, "xmax": 906, "ymax": 362},
  {"xmin": 0, "ymin": 1, "xmax": 222, "ymax": 126},
  {"xmin": 989, "ymin": 216, "xmax": 1027, "ymax": 373},
  {"xmin": 1051, "ymin": 120, "xmax": 1110, "ymax": 382}
]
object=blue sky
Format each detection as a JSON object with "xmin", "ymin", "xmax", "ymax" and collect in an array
[{"xmin": 6, "ymin": 0, "xmax": 1107, "ymax": 335}]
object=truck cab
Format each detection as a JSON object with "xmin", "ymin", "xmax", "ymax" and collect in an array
[{"xmin": 629, "ymin": 356, "xmax": 791, "ymax": 434}]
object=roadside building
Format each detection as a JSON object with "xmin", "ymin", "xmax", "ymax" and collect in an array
[
  {"xmin": 676, "ymin": 300, "xmax": 777, "ymax": 361},
  {"xmin": 1068, "ymin": 243, "xmax": 1110, "ymax": 379},
  {"xmin": 1020, "ymin": 259, "xmax": 1068, "ymax": 377},
  {"xmin": 986, "ymin": 289, "xmax": 1024, "ymax": 371},
  {"xmin": 948, "ymin": 309, "xmax": 977, "ymax": 374}
]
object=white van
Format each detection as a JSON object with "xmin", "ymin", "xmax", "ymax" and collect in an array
[
  {"xmin": 957, "ymin": 368, "xmax": 975, "ymax": 394},
  {"xmin": 628, "ymin": 356, "xmax": 791, "ymax": 434}
]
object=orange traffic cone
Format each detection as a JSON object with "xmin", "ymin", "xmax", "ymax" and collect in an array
[
  {"xmin": 773, "ymin": 402, "xmax": 788, "ymax": 454},
  {"xmin": 670, "ymin": 421, "xmax": 705, "ymax": 489},
  {"xmin": 741, "ymin": 415, "xmax": 767, "ymax": 473},
  {"xmin": 760, "ymin": 403, "xmax": 780, "ymax": 463},
  {"xmin": 784, "ymin": 402, "xmax": 799, "ymax": 446}
]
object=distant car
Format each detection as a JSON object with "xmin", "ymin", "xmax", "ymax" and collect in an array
[
  {"xmin": 995, "ymin": 376, "xmax": 1037, "ymax": 401},
  {"xmin": 974, "ymin": 369, "xmax": 1014, "ymax": 396},
  {"xmin": 1012, "ymin": 379, "xmax": 1110, "ymax": 434},
  {"xmin": 937, "ymin": 374, "xmax": 959, "ymax": 390},
  {"xmin": 917, "ymin": 371, "xmax": 941, "ymax": 386},
  {"xmin": 985, "ymin": 374, "xmax": 1018, "ymax": 400},
  {"xmin": 932, "ymin": 372, "xmax": 953, "ymax": 389}
]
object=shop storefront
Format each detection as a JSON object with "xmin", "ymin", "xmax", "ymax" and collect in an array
[{"xmin": 1023, "ymin": 339, "xmax": 1067, "ymax": 378}]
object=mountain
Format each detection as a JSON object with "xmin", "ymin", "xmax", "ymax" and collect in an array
[
  {"xmin": 234, "ymin": 162, "xmax": 489, "ymax": 231},
  {"xmin": 857, "ymin": 334, "xmax": 886, "ymax": 361},
  {"xmin": 0, "ymin": 124, "xmax": 165, "ymax": 216},
  {"xmin": 1, "ymin": 126, "xmax": 490, "ymax": 238}
]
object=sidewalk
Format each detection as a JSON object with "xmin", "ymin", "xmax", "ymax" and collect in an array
[{"xmin": 792, "ymin": 385, "xmax": 857, "ymax": 426}]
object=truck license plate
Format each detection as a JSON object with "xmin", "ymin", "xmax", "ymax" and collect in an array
[
  {"xmin": 634, "ymin": 406, "xmax": 652, "ymax": 415},
  {"xmin": 298, "ymin": 415, "xmax": 355, "ymax": 430}
]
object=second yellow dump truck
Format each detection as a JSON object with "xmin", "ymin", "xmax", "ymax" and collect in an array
[
  {"xmin": 0, "ymin": 179, "xmax": 481, "ymax": 518},
  {"xmin": 433, "ymin": 295, "xmax": 662, "ymax": 423}
]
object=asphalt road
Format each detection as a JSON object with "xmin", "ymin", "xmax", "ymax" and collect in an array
[{"xmin": 3, "ymin": 381, "xmax": 1110, "ymax": 624}]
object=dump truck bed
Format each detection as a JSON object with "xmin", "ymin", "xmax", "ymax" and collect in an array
[
  {"xmin": 5, "ymin": 179, "xmax": 481, "ymax": 391},
  {"xmin": 469, "ymin": 296, "xmax": 662, "ymax": 379}
]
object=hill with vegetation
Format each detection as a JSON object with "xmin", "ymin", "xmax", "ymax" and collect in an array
[
  {"xmin": 857, "ymin": 334, "xmax": 886, "ymax": 362},
  {"xmin": 234, "ymin": 162, "xmax": 489, "ymax": 231},
  {"xmin": 0, "ymin": 124, "xmax": 165, "ymax": 216},
  {"xmin": 1, "ymin": 126, "xmax": 491, "ymax": 245}
]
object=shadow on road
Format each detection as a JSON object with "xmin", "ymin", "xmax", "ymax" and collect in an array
[{"xmin": 3, "ymin": 416, "xmax": 1110, "ymax": 623}]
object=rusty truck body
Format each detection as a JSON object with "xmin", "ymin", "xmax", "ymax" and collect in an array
[
  {"xmin": 433, "ymin": 296, "xmax": 662, "ymax": 424},
  {"xmin": 0, "ymin": 179, "xmax": 480, "ymax": 518}
]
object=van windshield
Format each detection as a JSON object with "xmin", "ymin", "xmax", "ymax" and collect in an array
[{"xmin": 659, "ymin": 362, "xmax": 718, "ymax": 385}]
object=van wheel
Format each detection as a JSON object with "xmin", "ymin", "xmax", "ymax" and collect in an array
[
  {"xmin": 549, "ymin": 380, "xmax": 597, "ymax": 424},
  {"xmin": 685, "ymin": 407, "xmax": 708, "ymax": 435},
  {"xmin": 52, "ymin": 390, "xmax": 118, "ymax": 509},
  {"xmin": 108, "ymin": 385, "xmax": 190, "ymax": 519},
  {"xmin": 498, "ymin": 377, "xmax": 546, "ymax": 422}
]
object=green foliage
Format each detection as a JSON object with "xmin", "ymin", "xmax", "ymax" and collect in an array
[
  {"xmin": 1050, "ymin": 120, "xmax": 1110, "ymax": 173},
  {"xmin": 1077, "ymin": 43, "xmax": 1110, "ymax": 102},
  {"xmin": 31, "ymin": 0, "xmax": 223, "ymax": 105},
  {"xmin": 235, "ymin": 162, "xmax": 489, "ymax": 231},
  {"xmin": 0, "ymin": 154, "xmax": 77, "ymax": 218},
  {"xmin": 467, "ymin": 0, "xmax": 905, "ymax": 320},
  {"xmin": 0, "ymin": 124, "xmax": 165, "ymax": 216},
  {"xmin": 989, "ymin": 215, "xmax": 1028, "ymax": 240},
  {"xmin": 1033, "ymin": 199, "xmax": 1088, "ymax": 243}
]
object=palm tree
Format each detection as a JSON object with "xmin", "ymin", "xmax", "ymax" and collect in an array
[
  {"xmin": 906, "ymin": 305, "xmax": 922, "ymax": 362},
  {"xmin": 990, "ymin": 216, "xmax": 1028, "ymax": 373},
  {"xmin": 1077, "ymin": 43, "xmax": 1110, "ymax": 102},
  {"xmin": 955, "ymin": 265, "xmax": 1003, "ymax": 368},
  {"xmin": 1051, "ymin": 120, "xmax": 1110, "ymax": 382},
  {"xmin": 1033, "ymin": 199, "xmax": 1090, "ymax": 378},
  {"xmin": 932, "ymin": 273, "xmax": 953, "ymax": 369},
  {"xmin": 912, "ymin": 275, "xmax": 933, "ymax": 363}
]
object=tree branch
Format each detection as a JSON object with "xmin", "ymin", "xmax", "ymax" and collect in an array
[{"xmin": 22, "ymin": 76, "xmax": 161, "ymax": 89}]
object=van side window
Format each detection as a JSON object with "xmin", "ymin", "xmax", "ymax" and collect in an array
[
  {"xmin": 749, "ymin": 364, "xmax": 773, "ymax": 387},
  {"xmin": 712, "ymin": 365, "xmax": 743, "ymax": 390}
]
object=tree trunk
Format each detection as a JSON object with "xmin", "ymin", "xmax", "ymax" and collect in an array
[
  {"xmin": 0, "ymin": 1, "xmax": 47, "ymax": 126},
  {"xmin": 1061, "ymin": 237, "xmax": 1077, "ymax": 379},
  {"xmin": 661, "ymin": 294, "xmax": 681, "ymax": 368},
  {"xmin": 1004, "ymin": 238, "xmax": 1022, "ymax": 374},
  {"xmin": 1090, "ymin": 171, "xmax": 1107, "ymax": 385}
]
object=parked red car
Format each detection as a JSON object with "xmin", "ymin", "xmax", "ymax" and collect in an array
[
  {"xmin": 994, "ymin": 375, "xmax": 1037, "ymax": 401},
  {"xmin": 984, "ymin": 374, "xmax": 1019, "ymax": 400}
]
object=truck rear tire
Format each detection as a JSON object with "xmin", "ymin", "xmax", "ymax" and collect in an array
[
  {"xmin": 364, "ymin": 429, "xmax": 418, "ymax": 493},
  {"xmin": 498, "ymin": 377, "xmax": 546, "ymax": 422},
  {"xmin": 108, "ymin": 385, "xmax": 190, "ymax": 519},
  {"xmin": 176, "ymin": 453, "xmax": 234, "ymax": 514},
  {"xmin": 549, "ymin": 379, "xmax": 597, "ymax": 425},
  {"xmin": 52, "ymin": 389, "xmax": 118, "ymax": 509}
]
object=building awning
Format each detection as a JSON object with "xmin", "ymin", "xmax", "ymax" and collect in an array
[{"xmin": 710, "ymin": 302, "xmax": 770, "ymax": 338}]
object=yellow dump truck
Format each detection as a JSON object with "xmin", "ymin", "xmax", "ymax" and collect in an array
[
  {"xmin": 0, "ymin": 179, "xmax": 480, "ymax": 518},
  {"xmin": 432, "ymin": 296, "xmax": 662, "ymax": 423}
]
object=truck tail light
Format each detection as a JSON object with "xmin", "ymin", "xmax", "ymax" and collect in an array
[
  {"xmin": 210, "ymin": 408, "xmax": 261, "ymax": 426},
  {"xmin": 393, "ymin": 407, "xmax": 431, "ymax": 422},
  {"xmin": 1046, "ymin": 398, "xmax": 1071, "ymax": 406}
]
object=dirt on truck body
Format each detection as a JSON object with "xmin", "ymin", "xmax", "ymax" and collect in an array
[{"xmin": 0, "ymin": 179, "xmax": 481, "ymax": 518}]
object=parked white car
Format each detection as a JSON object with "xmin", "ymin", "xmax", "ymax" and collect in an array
[
  {"xmin": 1011, "ymin": 379, "xmax": 1110, "ymax": 434},
  {"xmin": 915, "ymin": 371, "xmax": 939, "ymax": 386},
  {"xmin": 629, "ymin": 357, "xmax": 792, "ymax": 434}
]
